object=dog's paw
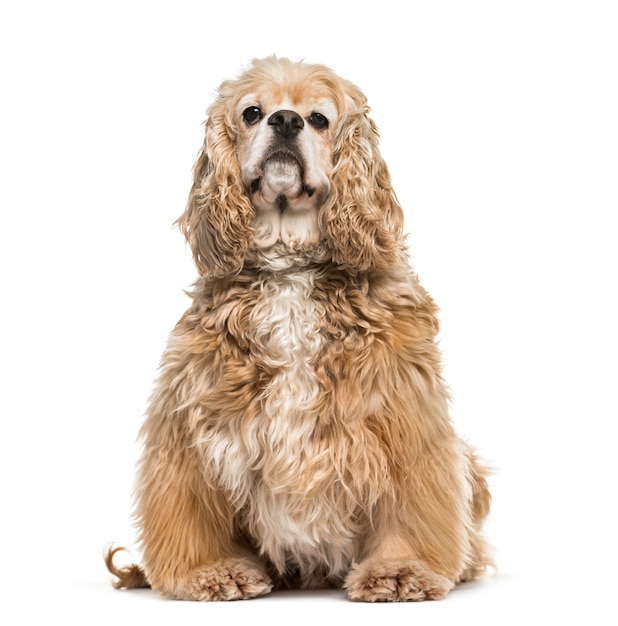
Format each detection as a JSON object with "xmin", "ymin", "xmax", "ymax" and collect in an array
[
  {"xmin": 344, "ymin": 558, "xmax": 454, "ymax": 602},
  {"xmin": 177, "ymin": 557, "xmax": 273, "ymax": 601}
]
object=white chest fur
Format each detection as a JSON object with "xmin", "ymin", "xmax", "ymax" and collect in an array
[{"xmin": 199, "ymin": 268, "xmax": 355, "ymax": 578}]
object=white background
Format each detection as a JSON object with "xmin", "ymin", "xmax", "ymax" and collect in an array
[{"xmin": 1, "ymin": 1, "xmax": 617, "ymax": 623}]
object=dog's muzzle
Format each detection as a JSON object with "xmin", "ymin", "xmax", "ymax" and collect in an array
[{"xmin": 251, "ymin": 140, "xmax": 315, "ymax": 208}]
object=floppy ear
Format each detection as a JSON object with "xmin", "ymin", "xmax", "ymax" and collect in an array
[
  {"xmin": 176, "ymin": 100, "xmax": 254, "ymax": 278},
  {"xmin": 320, "ymin": 86, "xmax": 404, "ymax": 272}
]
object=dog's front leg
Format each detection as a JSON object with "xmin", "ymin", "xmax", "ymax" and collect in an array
[
  {"xmin": 343, "ymin": 438, "xmax": 486, "ymax": 602},
  {"xmin": 136, "ymin": 435, "xmax": 272, "ymax": 601},
  {"xmin": 344, "ymin": 509, "xmax": 456, "ymax": 602},
  {"xmin": 342, "ymin": 425, "xmax": 492, "ymax": 603}
]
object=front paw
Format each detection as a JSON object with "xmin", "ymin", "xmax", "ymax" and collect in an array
[
  {"xmin": 344, "ymin": 559, "xmax": 454, "ymax": 602},
  {"xmin": 176, "ymin": 557, "xmax": 273, "ymax": 601}
]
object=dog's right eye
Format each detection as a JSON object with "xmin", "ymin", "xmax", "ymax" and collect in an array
[{"xmin": 243, "ymin": 106, "xmax": 264, "ymax": 126}]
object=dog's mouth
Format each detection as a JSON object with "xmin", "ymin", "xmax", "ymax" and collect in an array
[{"xmin": 250, "ymin": 150, "xmax": 316, "ymax": 210}]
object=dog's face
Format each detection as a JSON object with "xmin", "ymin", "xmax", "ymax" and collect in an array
[
  {"xmin": 179, "ymin": 57, "xmax": 405, "ymax": 277},
  {"xmin": 233, "ymin": 81, "xmax": 339, "ymax": 248}
]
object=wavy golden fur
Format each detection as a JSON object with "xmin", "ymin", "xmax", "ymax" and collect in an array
[{"xmin": 106, "ymin": 56, "xmax": 492, "ymax": 602}]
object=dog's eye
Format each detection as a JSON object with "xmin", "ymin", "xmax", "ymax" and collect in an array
[
  {"xmin": 243, "ymin": 106, "xmax": 264, "ymax": 126},
  {"xmin": 308, "ymin": 112, "xmax": 329, "ymax": 130}
]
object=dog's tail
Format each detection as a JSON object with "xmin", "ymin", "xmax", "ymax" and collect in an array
[{"xmin": 104, "ymin": 544, "xmax": 150, "ymax": 589}]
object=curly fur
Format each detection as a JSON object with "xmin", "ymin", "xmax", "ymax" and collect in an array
[{"xmin": 105, "ymin": 56, "xmax": 492, "ymax": 602}]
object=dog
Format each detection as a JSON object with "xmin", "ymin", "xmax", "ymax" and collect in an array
[{"xmin": 105, "ymin": 56, "xmax": 492, "ymax": 602}]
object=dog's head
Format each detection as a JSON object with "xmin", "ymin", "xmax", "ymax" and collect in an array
[{"xmin": 178, "ymin": 56, "xmax": 404, "ymax": 277}]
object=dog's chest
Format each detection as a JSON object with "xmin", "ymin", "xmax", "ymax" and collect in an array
[{"xmin": 201, "ymin": 270, "xmax": 355, "ymax": 571}]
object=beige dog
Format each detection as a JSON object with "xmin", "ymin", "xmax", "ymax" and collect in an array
[{"xmin": 106, "ymin": 56, "xmax": 492, "ymax": 602}]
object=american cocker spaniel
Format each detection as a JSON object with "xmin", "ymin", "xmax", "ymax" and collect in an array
[{"xmin": 106, "ymin": 56, "xmax": 492, "ymax": 602}]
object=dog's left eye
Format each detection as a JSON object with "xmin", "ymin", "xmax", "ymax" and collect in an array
[
  {"xmin": 243, "ymin": 106, "xmax": 264, "ymax": 125},
  {"xmin": 308, "ymin": 112, "xmax": 329, "ymax": 130}
]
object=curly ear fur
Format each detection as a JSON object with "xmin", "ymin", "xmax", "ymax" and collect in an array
[
  {"xmin": 320, "ymin": 86, "xmax": 405, "ymax": 271},
  {"xmin": 176, "ymin": 100, "xmax": 254, "ymax": 278}
]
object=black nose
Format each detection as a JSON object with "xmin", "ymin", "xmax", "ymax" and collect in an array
[{"xmin": 268, "ymin": 109, "xmax": 304, "ymax": 139}]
